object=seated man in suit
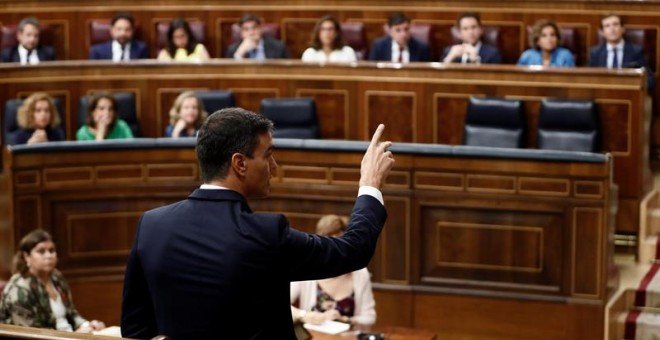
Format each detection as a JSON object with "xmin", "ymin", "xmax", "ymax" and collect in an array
[
  {"xmin": 89, "ymin": 12, "xmax": 148, "ymax": 61},
  {"xmin": 442, "ymin": 12, "xmax": 502, "ymax": 64},
  {"xmin": 588, "ymin": 13, "xmax": 655, "ymax": 91},
  {"xmin": 227, "ymin": 14, "xmax": 290, "ymax": 60},
  {"xmin": 368, "ymin": 12, "xmax": 431, "ymax": 63},
  {"xmin": 1, "ymin": 17, "xmax": 55, "ymax": 64},
  {"xmin": 121, "ymin": 108, "xmax": 393, "ymax": 339}
]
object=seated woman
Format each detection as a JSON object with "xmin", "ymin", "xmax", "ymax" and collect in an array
[
  {"xmin": 301, "ymin": 16, "xmax": 357, "ymax": 63},
  {"xmin": 165, "ymin": 91, "xmax": 208, "ymax": 138},
  {"xmin": 0, "ymin": 229, "xmax": 105, "ymax": 332},
  {"xmin": 13, "ymin": 92, "xmax": 65, "ymax": 145},
  {"xmin": 157, "ymin": 18, "xmax": 210, "ymax": 62},
  {"xmin": 290, "ymin": 215, "xmax": 376, "ymax": 326},
  {"xmin": 76, "ymin": 93, "xmax": 134, "ymax": 141},
  {"xmin": 518, "ymin": 19, "xmax": 575, "ymax": 67}
]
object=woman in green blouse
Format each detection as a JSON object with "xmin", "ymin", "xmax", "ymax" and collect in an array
[{"xmin": 76, "ymin": 93, "xmax": 133, "ymax": 141}]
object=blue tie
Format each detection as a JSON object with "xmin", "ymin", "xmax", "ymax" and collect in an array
[{"xmin": 612, "ymin": 48, "xmax": 620, "ymax": 68}]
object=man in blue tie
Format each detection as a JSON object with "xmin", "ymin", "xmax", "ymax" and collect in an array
[
  {"xmin": 588, "ymin": 13, "xmax": 654, "ymax": 91},
  {"xmin": 226, "ymin": 14, "xmax": 290, "ymax": 60}
]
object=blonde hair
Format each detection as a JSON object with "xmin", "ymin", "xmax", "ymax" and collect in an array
[
  {"xmin": 169, "ymin": 91, "xmax": 208, "ymax": 128},
  {"xmin": 16, "ymin": 92, "xmax": 61, "ymax": 129},
  {"xmin": 316, "ymin": 214, "xmax": 348, "ymax": 236}
]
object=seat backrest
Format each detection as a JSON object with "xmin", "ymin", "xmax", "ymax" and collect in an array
[
  {"xmin": 88, "ymin": 19, "xmax": 143, "ymax": 46},
  {"xmin": 196, "ymin": 91, "xmax": 235, "ymax": 114},
  {"xmin": 3, "ymin": 97, "xmax": 65, "ymax": 144},
  {"xmin": 260, "ymin": 97, "xmax": 319, "ymax": 139},
  {"xmin": 381, "ymin": 23, "xmax": 432, "ymax": 46},
  {"xmin": 1, "ymin": 24, "xmax": 57, "ymax": 51},
  {"xmin": 155, "ymin": 20, "xmax": 206, "ymax": 52},
  {"xmin": 341, "ymin": 22, "xmax": 367, "ymax": 60},
  {"xmin": 78, "ymin": 92, "xmax": 139, "ymax": 136},
  {"xmin": 537, "ymin": 99, "xmax": 599, "ymax": 152},
  {"xmin": 463, "ymin": 97, "xmax": 525, "ymax": 148},
  {"xmin": 451, "ymin": 25, "xmax": 500, "ymax": 47},
  {"xmin": 230, "ymin": 22, "xmax": 281, "ymax": 45}
]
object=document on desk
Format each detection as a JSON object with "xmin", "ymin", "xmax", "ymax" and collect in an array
[{"xmin": 303, "ymin": 320, "xmax": 351, "ymax": 334}]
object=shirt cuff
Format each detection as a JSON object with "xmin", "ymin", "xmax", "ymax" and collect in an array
[{"xmin": 358, "ymin": 186, "xmax": 384, "ymax": 206}]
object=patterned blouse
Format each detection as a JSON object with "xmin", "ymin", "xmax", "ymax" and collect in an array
[
  {"xmin": 313, "ymin": 283, "xmax": 355, "ymax": 317},
  {"xmin": 0, "ymin": 271, "xmax": 87, "ymax": 330}
]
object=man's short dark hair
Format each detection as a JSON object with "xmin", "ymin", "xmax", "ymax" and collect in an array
[
  {"xmin": 456, "ymin": 12, "xmax": 482, "ymax": 28},
  {"xmin": 387, "ymin": 12, "xmax": 410, "ymax": 27},
  {"xmin": 18, "ymin": 17, "xmax": 40, "ymax": 33},
  {"xmin": 600, "ymin": 13, "xmax": 624, "ymax": 28},
  {"xmin": 111, "ymin": 12, "xmax": 135, "ymax": 27},
  {"xmin": 196, "ymin": 107, "xmax": 273, "ymax": 182},
  {"xmin": 239, "ymin": 14, "xmax": 261, "ymax": 27}
]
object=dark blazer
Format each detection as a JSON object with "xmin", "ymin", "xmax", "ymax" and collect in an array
[
  {"xmin": 89, "ymin": 40, "xmax": 149, "ymax": 60},
  {"xmin": 11, "ymin": 127, "xmax": 65, "ymax": 145},
  {"xmin": 441, "ymin": 42, "xmax": 502, "ymax": 64},
  {"xmin": 588, "ymin": 41, "xmax": 655, "ymax": 91},
  {"xmin": 368, "ymin": 36, "xmax": 431, "ymax": 62},
  {"xmin": 121, "ymin": 189, "xmax": 386, "ymax": 340},
  {"xmin": 1, "ymin": 45, "xmax": 55, "ymax": 63},
  {"xmin": 226, "ymin": 37, "xmax": 290, "ymax": 59}
]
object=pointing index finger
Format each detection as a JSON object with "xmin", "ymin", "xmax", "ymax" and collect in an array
[{"xmin": 369, "ymin": 124, "xmax": 385, "ymax": 149}]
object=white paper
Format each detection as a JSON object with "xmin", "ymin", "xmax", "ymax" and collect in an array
[
  {"xmin": 93, "ymin": 326, "xmax": 122, "ymax": 337},
  {"xmin": 303, "ymin": 320, "xmax": 351, "ymax": 334}
]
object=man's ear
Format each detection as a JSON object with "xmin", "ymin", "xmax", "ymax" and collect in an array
[{"xmin": 230, "ymin": 153, "xmax": 248, "ymax": 177}]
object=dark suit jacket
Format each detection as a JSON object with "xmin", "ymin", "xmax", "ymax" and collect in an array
[
  {"xmin": 368, "ymin": 36, "xmax": 431, "ymax": 62},
  {"xmin": 89, "ymin": 40, "xmax": 149, "ymax": 60},
  {"xmin": 588, "ymin": 41, "xmax": 655, "ymax": 91},
  {"xmin": 226, "ymin": 37, "xmax": 290, "ymax": 59},
  {"xmin": 121, "ymin": 189, "xmax": 386, "ymax": 340},
  {"xmin": 441, "ymin": 42, "xmax": 502, "ymax": 64},
  {"xmin": 1, "ymin": 45, "xmax": 55, "ymax": 63}
]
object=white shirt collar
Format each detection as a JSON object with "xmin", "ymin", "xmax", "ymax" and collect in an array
[
  {"xmin": 200, "ymin": 184, "xmax": 229, "ymax": 190},
  {"xmin": 17, "ymin": 44, "xmax": 39, "ymax": 65},
  {"xmin": 607, "ymin": 39, "xmax": 625, "ymax": 51},
  {"xmin": 112, "ymin": 40, "xmax": 131, "ymax": 62}
]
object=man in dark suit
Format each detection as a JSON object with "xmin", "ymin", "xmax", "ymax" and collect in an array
[
  {"xmin": 442, "ymin": 12, "xmax": 502, "ymax": 64},
  {"xmin": 588, "ymin": 13, "xmax": 655, "ymax": 91},
  {"xmin": 121, "ymin": 108, "xmax": 393, "ymax": 339},
  {"xmin": 1, "ymin": 17, "xmax": 55, "ymax": 64},
  {"xmin": 368, "ymin": 12, "xmax": 431, "ymax": 63},
  {"xmin": 89, "ymin": 12, "xmax": 148, "ymax": 61},
  {"xmin": 227, "ymin": 14, "xmax": 290, "ymax": 60}
]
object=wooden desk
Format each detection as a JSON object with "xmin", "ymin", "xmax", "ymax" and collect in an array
[
  {"xmin": 0, "ymin": 60, "xmax": 649, "ymax": 236},
  {"xmin": 0, "ymin": 324, "xmax": 121, "ymax": 340},
  {"xmin": 1, "ymin": 139, "xmax": 616, "ymax": 339},
  {"xmin": 308, "ymin": 326, "xmax": 437, "ymax": 340}
]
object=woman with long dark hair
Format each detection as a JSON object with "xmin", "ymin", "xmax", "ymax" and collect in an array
[
  {"xmin": 301, "ymin": 15, "xmax": 356, "ymax": 63},
  {"xmin": 157, "ymin": 18, "xmax": 210, "ymax": 62}
]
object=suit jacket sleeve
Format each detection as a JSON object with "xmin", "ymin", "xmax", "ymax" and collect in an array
[
  {"xmin": 89, "ymin": 45, "xmax": 99, "ymax": 60},
  {"xmin": 226, "ymin": 42, "xmax": 239, "ymax": 58},
  {"xmin": 588, "ymin": 47, "xmax": 599, "ymax": 67},
  {"xmin": 1, "ymin": 47, "xmax": 13, "ymax": 62},
  {"xmin": 420, "ymin": 43, "xmax": 431, "ymax": 62},
  {"xmin": 368, "ymin": 41, "xmax": 380, "ymax": 61},
  {"xmin": 279, "ymin": 195, "xmax": 387, "ymax": 282},
  {"xmin": 121, "ymin": 216, "xmax": 158, "ymax": 339},
  {"xmin": 139, "ymin": 41, "xmax": 149, "ymax": 59}
]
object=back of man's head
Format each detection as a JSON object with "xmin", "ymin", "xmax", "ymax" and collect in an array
[
  {"xmin": 387, "ymin": 12, "xmax": 410, "ymax": 28},
  {"xmin": 196, "ymin": 108, "xmax": 273, "ymax": 182}
]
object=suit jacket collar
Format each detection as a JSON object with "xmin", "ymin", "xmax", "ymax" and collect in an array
[{"xmin": 188, "ymin": 189, "xmax": 252, "ymax": 212}]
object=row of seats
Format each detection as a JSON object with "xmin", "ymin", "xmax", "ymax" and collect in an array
[
  {"xmin": 1, "ymin": 19, "xmax": 653, "ymax": 63},
  {"xmin": 465, "ymin": 97, "xmax": 599, "ymax": 152},
  {"xmin": 3, "ymin": 92, "xmax": 319, "ymax": 143}
]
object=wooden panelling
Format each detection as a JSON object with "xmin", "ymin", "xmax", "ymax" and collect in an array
[
  {"xmin": 67, "ymin": 212, "xmax": 141, "ymax": 258},
  {"xmin": 14, "ymin": 170, "xmax": 39, "ymax": 188},
  {"xmin": 43, "ymin": 167, "xmax": 93, "ymax": 187},
  {"xmin": 3, "ymin": 143, "xmax": 614, "ymax": 339},
  {"xmin": 365, "ymin": 91, "xmax": 416, "ymax": 143},
  {"xmin": 295, "ymin": 89, "xmax": 349, "ymax": 140},
  {"xmin": 572, "ymin": 207, "xmax": 603, "ymax": 298}
]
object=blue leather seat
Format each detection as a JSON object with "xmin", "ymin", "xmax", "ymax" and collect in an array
[
  {"xmin": 260, "ymin": 98, "xmax": 319, "ymax": 139},
  {"xmin": 196, "ymin": 91, "xmax": 235, "ymax": 114},
  {"xmin": 463, "ymin": 97, "xmax": 525, "ymax": 148},
  {"xmin": 78, "ymin": 92, "xmax": 139, "ymax": 136},
  {"xmin": 537, "ymin": 99, "xmax": 599, "ymax": 152}
]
